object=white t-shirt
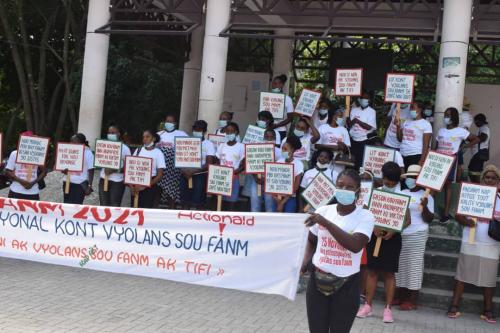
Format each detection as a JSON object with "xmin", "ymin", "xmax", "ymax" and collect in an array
[
  {"xmin": 462, "ymin": 195, "xmax": 500, "ymax": 245},
  {"xmin": 6, "ymin": 150, "xmax": 39, "ymax": 195},
  {"xmin": 216, "ymin": 142, "xmax": 245, "ymax": 170},
  {"xmin": 64, "ymin": 147, "xmax": 94, "ymax": 184},
  {"xmin": 349, "ymin": 106, "xmax": 377, "ymax": 141},
  {"xmin": 318, "ymin": 124, "xmax": 351, "ymax": 147},
  {"xmin": 472, "ymin": 125, "xmax": 490, "ymax": 155},
  {"xmin": 201, "ymin": 139, "xmax": 216, "ymax": 167},
  {"xmin": 157, "ymin": 129, "xmax": 188, "ymax": 149},
  {"xmin": 384, "ymin": 104, "xmax": 411, "ymax": 149},
  {"xmin": 401, "ymin": 189, "xmax": 434, "ymax": 235},
  {"xmin": 300, "ymin": 167, "xmax": 338, "ymax": 188},
  {"xmin": 277, "ymin": 157, "xmax": 304, "ymax": 197},
  {"xmin": 436, "ymin": 127, "xmax": 470, "ymax": 155},
  {"xmin": 310, "ymin": 205, "xmax": 375, "ymax": 277},
  {"xmin": 395, "ymin": 150, "xmax": 404, "ymax": 168},
  {"xmin": 281, "ymin": 134, "xmax": 313, "ymax": 161},
  {"xmin": 135, "ymin": 147, "xmax": 166, "ymax": 177},
  {"xmin": 100, "ymin": 144, "xmax": 132, "ymax": 182},
  {"xmin": 312, "ymin": 110, "xmax": 329, "ymax": 129},
  {"xmin": 274, "ymin": 95, "xmax": 294, "ymax": 132},
  {"xmin": 400, "ymin": 119, "xmax": 433, "ymax": 157}
]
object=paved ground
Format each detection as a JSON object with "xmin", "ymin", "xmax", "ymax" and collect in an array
[{"xmin": 0, "ymin": 257, "xmax": 497, "ymax": 333}]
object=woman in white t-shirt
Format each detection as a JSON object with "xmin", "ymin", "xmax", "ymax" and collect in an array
[
  {"xmin": 436, "ymin": 107, "xmax": 479, "ymax": 223},
  {"xmin": 131, "ymin": 130, "xmax": 166, "ymax": 208},
  {"xmin": 302, "ymin": 169, "xmax": 375, "ymax": 332},
  {"xmin": 157, "ymin": 114, "xmax": 187, "ymax": 149},
  {"xmin": 384, "ymin": 103, "xmax": 411, "ymax": 150},
  {"xmin": 448, "ymin": 165, "xmax": 500, "ymax": 323},
  {"xmin": 99, "ymin": 125, "xmax": 132, "ymax": 207},
  {"xmin": 61, "ymin": 133, "xmax": 95, "ymax": 205},
  {"xmin": 468, "ymin": 113, "xmax": 490, "ymax": 183},
  {"xmin": 281, "ymin": 117, "xmax": 320, "ymax": 165},
  {"xmin": 396, "ymin": 102, "xmax": 433, "ymax": 170},
  {"xmin": 317, "ymin": 108, "xmax": 351, "ymax": 153},
  {"xmin": 311, "ymin": 98, "xmax": 332, "ymax": 129},
  {"xmin": 214, "ymin": 111, "xmax": 241, "ymax": 143},
  {"xmin": 270, "ymin": 74, "xmax": 295, "ymax": 140}
]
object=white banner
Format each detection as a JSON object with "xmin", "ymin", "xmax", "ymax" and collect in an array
[{"xmin": 0, "ymin": 198, "xmax": 308, "ymax": 300}]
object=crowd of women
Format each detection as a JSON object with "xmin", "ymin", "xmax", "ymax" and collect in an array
[{"xmin": 2, "ymin": 73, "xmax": 499, "ymax": 332}]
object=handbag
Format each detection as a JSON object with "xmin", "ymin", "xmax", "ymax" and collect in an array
[
  {"xmin": 488, "ymin": 219, "xmax": 500, "ymax": 241},
  {"xmin": 314, "ymin": 269, "xmax": 349, "ymax": 296},
  {"xmin": 477, "ymin": 148, "xmax": 489, "ymax": 162}
]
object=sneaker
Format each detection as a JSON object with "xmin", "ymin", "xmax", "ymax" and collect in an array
[
  {"xmin": 439, "ymin": 215, "xmax": 450, "ymax": 223},
  {"xmin": 356, "ymin": 303, "xmax": 372, "ymax": 318},
  {"xmin": 383, "ymin": 306, "xmax": 394, "ymax": 323}
]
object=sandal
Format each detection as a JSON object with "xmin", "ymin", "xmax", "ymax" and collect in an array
[
  {"xmin": 480, "ymin": 311, "xmax": 497, "ymax": 324},
  {"xmin": 400, "ymin": 302, "xmax": 417, "ymax": 311},
  {"xmin": 447, "ymin": 305, "xmax": 461, "ymax": 319}
]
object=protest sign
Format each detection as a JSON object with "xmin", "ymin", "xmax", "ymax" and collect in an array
[
  {"xmin": 208, "ymin": 134, "xmax": 225, "ymax": 147},
  {"xmin": 245, "ymin": 143, "xmax": 275, "ymax": 174},
  {"xmin": 357, "ymin": 180, "xmax": 373, "ymax": 207},
  {"xmin": 55, "ymin": 143, "xmax": 85, "ymax": 194},
  {"xmin": 294, "ymin": 89, "xmax": 322, "ymax": 117},
  {"xmin": 362, "ymin": 146, "xmax": 396, "ymax": 179},
  {"xmin": 260, "ymin": 92, "xmax": 286, "ymax": 120},
  {"xmin": 207, "ymin": 165, "xmax": 234, "ymax": 210},
  {"xmin": 16, "ymin": 135, "xmax": 50, "ymax": 166},
  {"xmin": 335, "ymin": 68, "xmax": 363, "ymax": 96},
  {"xmin": 416, "ymin": 151, "xmax": 455, "ymax": 192},
  {"xmin": 368, "ymin": 189, "xmax": 411, "ymax": 257},
  {"xmin": 301, "ymin": 172, "xmax": 336, "ymax": 211},
  {"xmin": 264, "ymin": 162, "xmax": 294, "ymax": 196},
  {"xmin": 0, "ymin": 198, "xmax": 308, "ymax": 300},
  {"xmin": 94, "ymin": 139, "xmax": 123, "ymax": 169},
  {"xmin": 174, "ymin": 137, "xmax": 202, "ymax": 169},
  {"xmin": 384, "ymin": 73, "xmax": 415, "ymax": 104},
  {"xmin": 124, "ymin": 156, "xmax": 153, "ymax": 208},
  {"xmin": 242, "ymin": 125, "xmax": 265, "ymax": 144}
]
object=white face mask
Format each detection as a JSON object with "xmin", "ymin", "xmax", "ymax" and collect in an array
[
  {"xmin": 316, "ymin": 162, "xmax": 330, "ymax": 170},
  {"xmin": 319, "ymin": 108, "xmax": 329, "ymax": 116},
  {"xmin": 144, "ymin": 141, "xmax": 155, "ymax": 148}
]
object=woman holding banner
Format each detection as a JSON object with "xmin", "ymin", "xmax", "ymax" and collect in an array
[
  {"xmin": 447, "ymin": 165, "xmax": 500, "ymax": 323},
  {"xmin": 303, "ymin": 169, "xmax": 375, "ymax": 332}
]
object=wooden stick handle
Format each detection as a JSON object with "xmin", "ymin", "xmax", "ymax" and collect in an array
[
  {"xmin": 468, "ymin": 218, "xmax": 477, "ymax": 244},
  {"xmin": 303, "ymin": 204, "xmax": 311, "ymax": 213},
  {"xmin": 104, "ymin": 174, "xmax": 109, "ymax": 192},
  {"xmin": 26, "ymin": 165, "xmax": 33, "ymax": 182},
  {"xmin": 257, "ymin": 174, "xmax": 262, "ymax": 197},
  {"xmin": 188, "ymin": 177, "xmax": 193, "ymax": 189},
  {"xmin": 65, "ymin": 174, "xmax": 70, "ymax": 194},
  {"xmin": 373, "ymin": 236, "xmax": 382, "ymax": 257},
  {"xmin": 345, "ymin": 96, "xmax": 351, "ymax": 119},
  {"xmin": 133, "ymin": 193, "xmax": 139, "ymax": 208},
  {"xmin": 396, "ymin": 102, "xmax": 401, "ymax": 122},
  {"xmin": 217, "ymin": 195, "xmax": 222, "ymax": 211},
  {"xmin": 418, "ymin": 188, "xmax": 431, "ymax": 212}
]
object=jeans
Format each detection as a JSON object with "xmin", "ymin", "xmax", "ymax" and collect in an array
[
  {"xmin": 63, "ymin": 182, "xmax": 86, "ymax": 205},
  {"xmin": 99, "ymin": 179, "xmax": 125, "ymax": 207},
  {"xmin": 8, "ymin": 191, "xmax": 39, "ymax": 201},
  {"xmin": 283, "ymin": 196, "xmax": 297, "ymax": 213},
  {"xmin": 244, "ymin": 175, "xmax": 276, "ymax": 212}
]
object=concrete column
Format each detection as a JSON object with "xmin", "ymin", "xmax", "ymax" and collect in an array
[
  {"xmin": 179, "ymin": 26, "xmax": 204, "ymax": 133},
  {"xmin": 434, "ymin": 0, "xmax": 473, "ymax": 132},
  {"xmin": 77, "ymin": 0, "xmax": 111, "ymax": 148},
  {"xmin": 197, "ymin": 0, "xmax": 231, "ymax": 133},
  {"xmin": 272, "ymin": 29, "xmax": 294, "ymax": 93}
]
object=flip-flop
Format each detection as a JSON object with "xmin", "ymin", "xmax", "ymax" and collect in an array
[
  {"xmin": 480, "ymin": 312, "xmax": 497, "ymax": 324},
  {"xmin": 447, "ymin": 305, "xmax": 461, "ymax": 319}
]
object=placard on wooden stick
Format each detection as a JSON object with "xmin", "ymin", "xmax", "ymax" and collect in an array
[
  {"xmin": 207, "ymin": 165, "xmax": 234, "ymax": 211},
  {"xmin": 259, "ymin": 92, "xmax": 286, "ymax": 120},
  {"xmin": 301, "ymin": 172, "xmax": 336, "ymax": 212},
  {"xmin": 384, "ymin": 73, "xmax": 415, "ymax": 104},
  {"xmin": 94, "ymin": 139, "xmax": 123, "ymax": 192},
  {"xmin": 416, "ymin": 151, "xmax": 456, "ymax": 192},
  {"xmin": 264, "ymin": 162, "xmax": 295, "ymax": 196},
  {"xmin": 335, "ymin": 68, "xmax": 363, "ymax": 96},
  {"xmin": 294, "ymin": 89, "xmax": 322, "ymax": 117},
  {"xmin": 362, "ymin": 146, "xmax": 396, "ymax": 179},
  {"xmin": 245, "ymin": 143, "xmax": 275, "ymax": 174},
  {"xmin": 174, "ymin": 137, "xmax": 202, "ymax": 168},
  {"xmin": 124, "ymin": 156, "xmax": 153, "ymax": 208},
  {"xmin": 356, "ymin": 180, "xmax": 373, "ymax": 207},
  {"xmin": 242, "ymin": 125, "xmax": 266, "ymax": 144},
  {"xmin": 16, "ymin": 135, "xmax": 50, "ymax": 182},
  {"xmin": 55, "ymin": 143, "xmax": 85, "ymax": 194}
]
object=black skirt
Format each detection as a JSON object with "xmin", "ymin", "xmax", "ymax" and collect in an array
[{"xmin": 366, "ymin": 232, "xmax": 402, "ymax": 273}]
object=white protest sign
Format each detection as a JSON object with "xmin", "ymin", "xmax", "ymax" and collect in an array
[
  {"xmin": 384, "ymin": 73, "xmax": 415, "ymax": 104},
  {"xmin": 362, "ymin": 146, "xmax": 396, "ymax": 179},
  {"xmin": 264, "ymin": 162, "xmax": 294, "ymax": 196},
  {"xmin": 242, "ymin": 125, "xmax": 265, "ymax": 144},
  {"xmin": 16, "ymin": 135, "xmax": 50, "ymax": 166},
  {"xmin": 54, "ymin": 143, "xmax": 85, "ymax": 172},
  {"xmin": 94, "ymin": 139, "xmax": 123, "ymax": 169},
  {"xmin": 301, "ymin": 172, "xmax": 336, "ymax": 210},
  {"xmin": 260, "ymin": 92, "xmax": 286, "ymax": 120},
  {"xmin": 335, "ymin": 68, "xmax": 363, "ymax": 96},
  {"xmin": 124, "ymin": 156, "xmax": 153, "ymax": 187},
  {"xmin": 416, "ymin": 151, "xmax": 455, "ymax": 192},
  {"xmin": 245, "ymin": 143, "xmax": 275, "ymax": 174},
  {"xmin": 207, "ymin": 165, "xmax": 233, "ymax": 197},
  {"xmin": 357, "ymin": 180, "xmax": 373, "ymax": 207},
  {"xmin": 174, "ymin": 137, "xmax": 202, "ymax": 168},
  {"xmin": 456, "ymin": 182, "xmax": 497, "ymax": 220},
  {"xmin": 208, "ymin": 134, "xmax": 225, "ymax": 147},
  {"xmin": 368, "ymin": 189, "xmax": 411, "ymax": 232},
  {"xmin": 294, "ymin": 89, "xmax": 322, "ymax": 117}
]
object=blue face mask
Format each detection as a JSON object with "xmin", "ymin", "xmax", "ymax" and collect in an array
[
  {"xmin": 107, "ymin": 134, "xmax": 118, "ymax": 141},
  {"xmin": 319, "ymin": 108, "xmax": 329, "ymax": 116},
  {"xmin": 444, "ymin": 117, "xmax": 451, "ymax": 125},
  {"xmin": 225, "ymin": 133, "xmax": 236, "ymax": 142},
  {"xmin": 410, "ymin": 110, "xmax": 418, "ymax": 119},
  {"xmin": 271, "ymin": 88, "xmax": 281, "ymax": 93},
  {"xmin": 192, "ymin": 131, "xmax": 203, "ymax": 138},
  {"xmin": 383, "ymin": 185, "xmax": 398, "ymax": 192},
  {"xmin": 335, "ymin": 189, "xmax": 357, "ymax": 206},
  {"xmin": 219, "ymin": 120, "xmax": 228, "ymax": 128},
  {"xmin": 256, "ymin": 120, "xmax": 267, "ymax": 129},
  {"xmin": 405, "ymin": 178, "xmax": 417, "ymax": 190},
  {"xmin": 164, "ymin": 122, "xmax": 175, "ymax": 132},
  {"xmin": 359, "ymin": 99, "xmax": 369, "ymax": 108},
  {"xmin": 293, "ymin": 129, "xmax": 305, "ymax": 137},
  {"xmin": 281, "ymin": 151, "xmax": 289, "ymax": 159},
  {"xmin": 336, "ymin": 118, "xmax": 345, "ymax": 127}
]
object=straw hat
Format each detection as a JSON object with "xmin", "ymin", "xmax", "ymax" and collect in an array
[{"xmin": 401, "ymin": 165, "xmax": 421, "ymax": 178}]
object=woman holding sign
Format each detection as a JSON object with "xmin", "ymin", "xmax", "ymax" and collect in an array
[
  {"xmin": 270, "ymin": 74, "xmax": 295, "ymax": 140},
  {"xmin": 157, "ymin": 114, "xmax": 187, "ymax": 148},
  {"xmin": 281, "ymin": 117, "xmax": 320, "ymax": 166},
  {"xmin": 448, "ymin": 165, "xmax": 500, "ymax": 323},
  {"xmin": 312, "ymin": 98, "xmax": 333, "ymax": 129},
  {"xmin": 303, "ymin": 169, "xmax": 375, "ymax": 332}
]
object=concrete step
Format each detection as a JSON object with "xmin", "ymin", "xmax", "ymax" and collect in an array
[
  {"xmin": 426, "ymin": 233, "xmax": 462, "ymax": 253},
  {"xmin": 424, "ymin": 250, "xmax": 500, "ymax": 278},
  {"xmin": 422, "ymin": 268, "xmax": 500, "ymax": 297}
]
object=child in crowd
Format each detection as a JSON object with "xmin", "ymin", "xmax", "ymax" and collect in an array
[{"xmin": 282, "ymin": 117, "xmax": 320, "ymax": 168}]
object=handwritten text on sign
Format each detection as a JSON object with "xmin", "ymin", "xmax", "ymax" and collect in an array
[
  {"xmin": 385, "ymin": 73, "xmax": 415, "ymax": 104},
  {"xmin": 124, "ymin": 156, "xmax": 153, "ymax": 187},
  {"xmin": 301, "ymin": 172, "xmax": 336, "ymax": 210},
  {"xmin": 357, "ymin": 181, "xmax": 373, "ymax": 207},
  {"xmin": 294, "ymin": 89, "xmax": 322, "ymax": 117},
  {"xmin": 362, "ymin": 146, "xmax": 396, "ymax": 179},
  {"xmin": 264, "ymin": 162, "xmax": 294, "ymax": 196},
  {"xmin": 94, "ymin": 140, "xmax": 123, "ymax": 169},
  {"xmin": 242, "ymin": 125, "xmax": 265, "ymax": 144},
  {"xmin": 368, "ymin": 189, "xmax": 410, "ymax": 232},
  {"xmin": 16, "ymin": 135, "xmax": 50, "ymax": 166},
  {"xmin": 456, "ymin": 183, "xmax": 497, "ymax": 220},
  {"xmin": 335, "ymin": 68, "xmax": 363, "ymax": 96},
  {"xmin": 245, "ymin": 143, "xmax": 275, "ymax": 174},
  {"xmin": 175, "ymin": 137, "xmax": 202, "ymax": 168},
  {"xmin": 207, "ymin": 165, "xmax": 233, "ymax": 197},
  {"xmin": 55, "ymin": 143, "xmax": 85, "ymax": 172},
  {"xmin": 0, "ymin": 198, "xmax": 308, "ymax": 300},
  {"xmin": 416, "ymin": 151, "xmax": 455, "ymax": 191},
  {"xmin": 260, "ymin": 92, "xmax": 286, "ymax": 120},
  {"xmin": 208, "ymin": 134, "xmax": 225, "ymax": 147}
]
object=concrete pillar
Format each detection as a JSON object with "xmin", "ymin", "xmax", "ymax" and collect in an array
[
  {"xmin": 272, "ymin": 29, "xmax": 294, "ymax": 93},
  {"xmin": 77, "ymin": 0, "xmax": 111, "ymax": 149},
  {"xmin": 179, "ymin": 26, "xmax": 204, "ymax": 133},
  {"xmin": 197, "ymin": 0, "xmax": 231, "ymax": 133},
  {"xmin": 434, "ymin": 0, "xmax": 473, "ymax": 132}
]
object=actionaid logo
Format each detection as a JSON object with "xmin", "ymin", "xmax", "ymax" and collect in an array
[{"xmin": 177, "ymin": 211, "xmax": 255, "ymax": 227}]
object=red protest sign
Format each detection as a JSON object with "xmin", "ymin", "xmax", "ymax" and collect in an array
[
  {"xmin": 16, "ymin": 134, "xmax": 50, "ymax": 166},
  {"xmin": 335, "ymin": 68, "xmax": 363, "ymax": 96},
  {"xmin": 174, "ymin": 137, "xmax": 202, "ymax": 168},
  {"xmin": 54, "ymin": 143, "xmax": 85, "ymax": 172},
  {"xmin": 264, "ymin": 162, "xmax": 295, "ymax": 196},
  {"xmin": 94, "ymin": 139, "xmax": 123, "ymax": 170},
  {"xmin": 245, "ymin": 143, "xmax": 275, "ymax": 175},
  {"xmin": 206, "ymin": 164, "xmax": 234, "ymax": 197},
  {"xmin": 301, "ymin": 172, "xmax": 336, "ymax": 210},
  {"xmin": 368, "ymin": 189, "xmax": 411, "ymax": 233},
  {"xmin": 384, "ymin": 73, "xmax": 415, "ymax": 104},
  {"xmin": 416, "ymin": 151, "xmax": 456, "ymax": 192},
  {"xmin": 124, "ymin": 156, "xmax": 153, "ymax": 187},
  {"xmin": 362, "ymin": 145, "xmax": 396, "ymax": 179}
]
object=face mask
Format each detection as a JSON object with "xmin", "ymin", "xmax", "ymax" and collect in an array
[
  {"xmin": 336, "ymin": 118, "xmax": 345, "ymax": 127},
  {"xmin": 359, "ymin": 99, "xmax": 369, "ymax": 108},
  {"xmin": 271, "ymin": 88, "xmax": 281, "ymax": 93},
  {"xmin": 383, "ymin": 185, "xmax": 398, "ymax": 192},
  {"xmin": 192, "ymin": 131, "xmax": 203, "ymax": 138},
  {"xmin": 164, "ymin": 122, "xmax": 175, "ymax": 132},
  {"xmin": 335, "ymin": 189, "xmax": 357, "ymax": 206},
  {"xmin": 219, "ymin": 120, "xmax": 228, "ymax": 128},
  {"xmin": 405, "ymin": 178, "xmax": 417, "ymax": 190},
  {"xmin": 319, "ymin": 108, "xmax": 329, "ymax": 116},
  {"xmin": 144, "ymin": 141, "xmax": 154, "ymax": 148},
  {"xmin": 281, "ymin": 151, "xmax": 289, "ymax": 159},
  {"xmin": 256, "ymin": 120, "xmax": 267, "ymax": 129},
  {"xmin": 225, "ymin": 133, "xmax": 236, "ymax": 142},
  {"xmin": 424, "ymin": 109, "xmax": 433, "ymax": 117},
  {"xmin": 293, "ymin": 129, "xmax": 305, "ymax": 137},
  {"xmin": 444, "ymin": 117, "xmax": 451, "ymax": 125},
  {"xmin": 410, "ymin": 110, "xmax": 418, "ymax": 119},
  {"xmin": 107, "ymin": 134, "xmax": 118, "ymax": 141},
  {"xmin": 316, "ymin": 162, "xmax": 330, "ymax": 170}
]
